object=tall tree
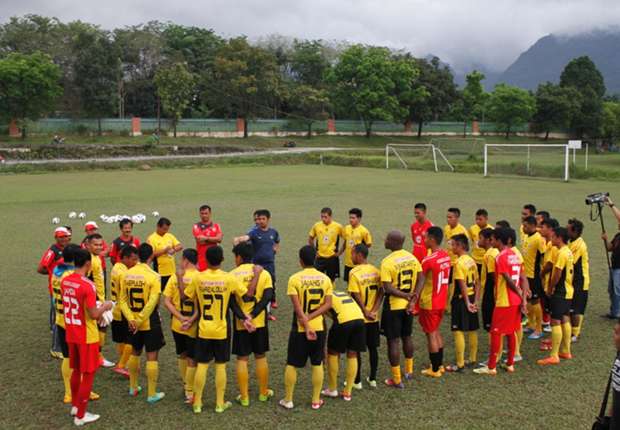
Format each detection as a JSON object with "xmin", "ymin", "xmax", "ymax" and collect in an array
[
  {"xmin": 290, "ymin": 40, "xmax": 330, "ymax": 87},
  {"xmin": 532, "ymin": 82, "xmax": 580, "ymax": 139},
  {"xmin": 459, "ymin": 70, "xmax": 488, "ymax": 136},
  {"xmin": 154, "ymin": 62, "xmax": 195, "ymax": 138},
  {"xmin": 601, "ymin": 101, "xmax": 620, "ymax": 144},
  {"xmin": 288, "ymin": 84, "xmax": 330, "ymax": 137},
  {"xmin": 486, "ymin": 84, "xmax": 536, "ymax": 138},
  {"xmin": 0, "ymin": 52, "xmax": 62, "ymax": 138}
]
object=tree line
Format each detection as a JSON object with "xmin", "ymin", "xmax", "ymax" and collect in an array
[{"xmin": 0, "ymin": 14, "xmax": 619, "ymax": 141}]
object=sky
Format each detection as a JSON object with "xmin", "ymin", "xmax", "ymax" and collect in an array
[{"xmin": 2, "ymin": 0, "xmax": 620, "ymax": 72}]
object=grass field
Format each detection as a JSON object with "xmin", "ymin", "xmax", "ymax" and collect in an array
[{"xmin": 1, "ymin": 165, "xmax": 619, "ymax": 429}]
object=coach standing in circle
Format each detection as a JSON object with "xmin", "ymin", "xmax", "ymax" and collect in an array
[
  {"xmin": 193, "ymin": 205, "xmax": 223, "ymax": 272},
  {"xmin": 603, "ymin": 197, "xmax": 620, "ymax": 319}
]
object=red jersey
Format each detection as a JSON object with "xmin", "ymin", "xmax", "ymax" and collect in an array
[
  {"xmin": 193, "ymin": 222, "xmax": 222, "ymax": 271},
  {"xmin": 61, "ymin": 273, "xmax": 100, "ymax": 345},
  {"xmin": 494, "ymin": 248, "xmax": 523, "ymax": 307},
  {"xmin": 39, "ymin": 244, "xmax": 64, "ymax": 295},
  {"xmin": 418, "ymin": 249, "xmax": 451, "ymax": 310},
  {"xmin": 109, "ymin": 236, "xmax": 141, "ymax": 264},
  {"xmin": 411, "ymin": 219, "xmax": 433, "ymax": 262},
  {"xmin": 81, "ymin": 239, "xmax": 109, "ymax": 269}
]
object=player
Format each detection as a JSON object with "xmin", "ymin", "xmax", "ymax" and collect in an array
[
  {"xmin": 479, "ymin": 228, "xmax": 499, "ymax": 334},
  {"xmin": 110, "ymin": 245, "xmax": 139, "ymax": 377},
  {"xmin": 521, "ymin": 216, "xmax": 546, "ymax": 340},
  {"xmin": 340, "ymin": 208, "xmax": 372, "ymax": 282},
  {"xmin": 108, "ymin": 218, "xmax": 140, "ymax": 265},
  {"xmin": 567, "ymin": 218, "xmax": 589, "ymax": 341},
  {"xmin": 475, "ymin": 228, "xmax": 528, "ymax": 375},
  {"xmin": 410, "ymin": 202, "xmax": 433, "ymax": 263},
  {"xmin": 380, "ymin": 231, "xmax": 422, "ymax": 387},
  {"xmin": 83, "ymin": 222, "xmax": 109, "ymax": 273},
  {"xmin": 230, "ymin": 242, "xmax": 274, "ymax": 406},
  {"xmin": 184, "ymin": 246, "xmax": 253, "ymax": 414},
  {"xmin": 192, "ymin": 205, "xmax": 223, "ymax": 271},
  {"xmin": 280, "ymin": 245, "xmax": 333, "ymax": 411},
  {"xmin": 321, "ymin": 291, "xmax": 366, "ymax": 401},
  {"xmin": 519, "ymin": 204, "xmax": 537, "ymax": 243},
  {"xmin": 539, "ymin": 218, "xmax": 560, "ymax": 344},
  {"xmin": 444, "ymin": 208, "xmax": 468, "ymax": 309},
  {"xmin": 469, "ymin": 209, "xmax": 492, "ymax": 275},
  {"xmin": 536, "ymin": 211, "xmax": 551, "ymax": 230},
  {"xmin": 411, "ymin": 226, "xmax": 451, "ymax": 378},
  {"xmin": 348, "ymin": 244, "xmax": 382, "ymax": 388},
  {"xmin": 308, "ymin": 207, "xmax": 343, "ymax": 282},
  {"xmin": 538, "ymin": 227, "xmax": 574, "ymax": 365},
  {"xmin": 147, "ymin": 217, "xmax": 183, "ymax": 288},
  {"xmin": 38, "ymin": 226, "xmax": 72, "ymax": 358},
  {"xmin": 163, "ymin": 249, "xmax": 201, "ymax": 402},
  {"xmin": 119, "ymin": 243, "xmax": 166, "ymax": 404},
  {"xmin": 446, "ymin": 234, "xmax": 480, "ymax": 372},
  {"xmin": 61, "ymin": 248, "xmax": 113, "ymax": 426}
]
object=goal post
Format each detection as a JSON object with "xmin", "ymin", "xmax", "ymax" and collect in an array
[
  {"xmin": 484, "ymin": 143, "xmax": 571, "ymax": 181},
  {"xmin": 385, "ymin": 143, "xmax": 454, "ymax": 172}
]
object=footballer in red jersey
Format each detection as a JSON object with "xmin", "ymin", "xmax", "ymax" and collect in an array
[
  {"xmin": 192, "ymin": 205, "xmax": 223, "ymax": 271},
  {"xmin": 109, "ymin": 218, "xmax": 141, "ymax": 265},
  {"xmin": 410, "ymin": 203, "xmax": 433, "ymax": 263}
]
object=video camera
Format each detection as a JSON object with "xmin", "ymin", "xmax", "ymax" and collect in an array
[{"xmin": 585, "ymin": 192, "xmax": 609, "ymax": 205}]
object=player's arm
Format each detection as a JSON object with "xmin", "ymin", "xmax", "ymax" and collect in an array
[
  {"xmin": 306, "ymin": 294, "xmax": 333, "ymax": 321},
  {"xmin": 473, "ymin": 276, "xmax": 482, "ymax": 307},
  {"xmin": 290, "ymin": 293, "xmax": 314, "ymax": 339},
  {"xmin": 540, "ymin": 260, "xmax": 553, "ymax": 280},
  {"xmin": 171, "ymin": 237, "xmax": 183, "ymax": 254},
  {"xmin": 410, "ymin": 270, "xmax": 426, "ymax": 305},
  {"xmin": 244, "ymin": 265, "xmax": 263, "ymax": 298},
  {"xmin": 87, "ymin": 300, "xmax": 114, "ymax": 320},
  {"xmin": 457, "ymin": 278, "xmax": 475, "ymax": 312},
  {"xmin": 501, "ymin": 273, "xmax": 523, "ymax": 297},
  {"xmin": 250, "ymin": 288, "xmax": 273, "ymax": 319},
  {"xmin": 548, "ymin": 266, "xmax": 561, "ymax": 296},
  {"xmin": 382, "ymin": 281, "xmax": 412, "ymax": 300},
  {"xmin": 229, "ymin": 296, "xmax": 256, "ymax": 332},
  {"xmin": 118, "ymin": 277, "xmax": 134, "ymax": 321},
  {"xmin": 233, "ymin": 234, "xmax": 250, "ymax": 246},
  {"xmin": 273, "ymin": 232, "xmax": 280, "ymax": 254},
  {"xmin": 164, "ymin": 295, "xmax": 184, "ymax": 321},
  {"xmin": 370, "ymin": 287, "xmax": 384, "ymax": 317},
  {"xmin": 207, "ymin": 230, "xmax": 223, "ymax": 244},
  {"xmin": 37, "ymin": 250, "xmax": 52, "ymax": 274}
]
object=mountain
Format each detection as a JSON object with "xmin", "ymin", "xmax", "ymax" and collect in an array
[{"xmin": 496, "ymin": 30, "xmax": 620, "ymax": 94}]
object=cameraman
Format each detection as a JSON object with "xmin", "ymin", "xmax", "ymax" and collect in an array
[{"xmin": 603, "ymin": 197, "xmax": 620, "ymax": 318}]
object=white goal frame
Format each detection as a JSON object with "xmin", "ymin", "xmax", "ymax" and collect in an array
[
  {"xmin": 385, "ymin": 143, "xmax": 454, "ymax": 172},
  {"xmin": 483, "ymin": 143, "xmax": 575, "ymax": 181}
]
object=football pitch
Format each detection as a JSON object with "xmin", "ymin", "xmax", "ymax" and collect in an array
[{"xmin": 1, "ymin": 164, "xmax": 618, "ymax": 429}]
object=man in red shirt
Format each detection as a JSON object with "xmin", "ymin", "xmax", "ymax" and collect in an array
[
  {"xmin": 192, "ymin": 205, "xmax": 223, "ymax": 271},
  {"xmin": 109, "ymin": 218, "xmax": 141, "ymax": 265},
  {"xmin": 411, "ymin": 226, "xmax": 451, "ymax": 378},
  {"xmin": 38, "ymin": 226, "xmax": 72, "ymax": 358},
  {"xmin": 61, "ymin": 248, "xmax": 113, "ymax": 426},
  {"xmin": 410, "ymin": 202, "xmax": 433, "ymax": 262}
]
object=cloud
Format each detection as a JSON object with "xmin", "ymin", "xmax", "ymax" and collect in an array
[{"xmin": 4, "ymin": 0, "xmax": 620, "ymax": 71}]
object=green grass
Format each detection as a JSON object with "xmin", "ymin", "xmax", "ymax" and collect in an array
[{"xmin": 1, "ymin": 165, "xmax": 618, "ymax": 429}]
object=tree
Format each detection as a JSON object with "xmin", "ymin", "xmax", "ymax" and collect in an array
[
  {"xmin": 532, "ymin": 82, "xmax": 580, "ymax": 139},
  {"xmin": 460, "ymin": 70, "xmax": 488, "ymax": 136},
  {"xmin": 288, "ymin": 84, "xmax": 330, "ymax": 137},
  {"xmin": 0, "ymin": 52, "xmax": 62, "ymax": 138},
  {"xmin": 486, "ymin": 84, "xmax": 535, "ymax": 138},
  {"xmin": 601, "ymin": 101, "xmax": 620, "ymax": 144},
  {"xmin": 330, "ymin": 45, "xmax": 414, "ymax": 137},
  {"xmin": 290, "ymin": 40, "xmax": 330, "ymax": 87},
  {"xmin": 154, "ymin": 63, "xmax": 195, "ymax": 138}
]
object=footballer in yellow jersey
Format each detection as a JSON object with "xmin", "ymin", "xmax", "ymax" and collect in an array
[
  {"xmin": 568, "ymin": 218, "xmax": 590, "ymax": 339},
  {"xmin": 308, "ymin": 208, "xmax": 343, "ymax": 281},
  {"xmin": 147, "ymin": 218, "xmax": 183, "ymax": 283},
  {"xmin": 479, "ymin": 228, "xmax": 499, "ymax": 332},
  {"xmin": 469, "ymin": 209, "xmax": 492, "ymax": 272},
  {"xmin": 281, "ymin": 246, "xmax": 333, "ymax": 411},
  {"xmin": 340, "ymin": 208, "xmax": 372, "ymax": 282},
  {"xmin": 444, "ymin": 208, "xmax": 469, "ymax": 265},
  {"xmin": 519, "ymin": 204, "xmax": 537, "ymax": 244},
  {"xmin": 380, "ymin": 231, "xmax": 421, "ymax": 387},
  {"xmin": 347, "ymin": 244, "xmax": 382, "ymax": 386},
  {"xmin": 521, "ymin": 216, "xmax": 546, "ymax": 338}
]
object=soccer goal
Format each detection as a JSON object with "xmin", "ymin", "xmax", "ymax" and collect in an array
[
  {"xmin": 385, "ymin": 143, "xmax": 454, "ymax": 172},
  {"xmin": 429, "ymin": 137, "xmax": 486, "ymax": 159}
]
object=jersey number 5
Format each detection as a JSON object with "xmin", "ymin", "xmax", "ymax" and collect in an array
[{"xmin": 398, "ymin": 269, "xmax": 414, "ymax": 293}]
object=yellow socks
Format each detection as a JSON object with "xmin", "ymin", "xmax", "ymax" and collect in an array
[
  {"xmin": 118, "ymin": 344, "xmax": 132, "ymax": 369},
  {"xmin": 193, "ymin": 363, "xmax": 209, "ymax": 408},
  {"xmin": 61, "ymin": 357, "xmax": 72, "ymax": 399},
  {"xmin": 128, "ymin": 355, "xmax": 140, "ymax": 391},
  {"xmin": 515, "ymin": 327, "xmax": 523, "ymax": 357},
  {"xmin": 236, "ymin": 360, "xmax": 249, "ymax": 401},
  {"xmin": 185, "ymin": 365, "xmax": 196, "ymax": 397},
  {"xmin": 572, "ymin": 315, "xmax": 583, "ymax": 338},
  {"xmin": 561, "ymin": 322, "xmax": 572, "ymax": 355},
  {"xmin": 405, "ymin": 357, "xmax": 414, "ymax": 374},
  {"xmin": 533, "ymin": 302, "xmax": 543, "ymax": 333},
  {"xmin": 391, "ymin": 366, "xmax": 402, "ymax": 384},
  {"xmin": 284, "ymin": 365, "xmax": 297, "ymax": 403},
  {"xmin": 454, "ymin": 331, "xmax": 465, "ymax": 368},
  {"xmin": 344, "ymin": 357, "xmax": 358, "ymax": 396},
  {"xmin": 178, "ymin": 358, "xmax": 187, "ymax": 386},
  {"xmin": 215, "ymin": 363, "xmax": 227, "ymax": 408},
  {"xmin": 327, "ymin": 355, "xmax": 339, "ymax": 391},
  {"xmin": 146, "ymin": 361, "xmax": 159, "ymax": 397},
  {"xmin": 468, "ymin": 331, "xmax": 478, "ymax": 364},
  {"xmin": 550, "ymin": 325, "xmax": 562, "ymax": 359},
  {"xmin": 311, "ymin": 365, "xmax": 323, "ymax": 404},
  {"xmin": 255, "ymin": 357, "xmax": 269, "ymax": 396}
]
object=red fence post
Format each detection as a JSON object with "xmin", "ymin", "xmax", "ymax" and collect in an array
[
  {"xmin": 472, "ymin": 120, "xmax": 480, "ymax": 135},
  {"xmin": 236, "ymin": 118, "xmax": 245, "ymax": 135},
  {"xmin": 404, "ymin": 120, "xmax": 412, "ymax": 132},
  {"xmin": 327, "ymin": 118, "xmax": 336, "ymax": 133},
  {"xmin": 131, "ymin": 117, "xmax": 141, "ymax": 136},
  {"xmin": 8, "ymin": 119, "xmax": 20, "ymax": 138}
]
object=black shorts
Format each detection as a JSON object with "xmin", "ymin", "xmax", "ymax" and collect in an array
[
  {"xmin": 111, "ymin": 318, "xmax": 129, "ymax": 344},
  {"xmin": 365, "ymin": 322, "xmax": 380, "ymax": 348},
  {"xmin": 327, "ymin": 320, "xmax": 366, "ymax": 354},
  {"xmin": 381, "ymin": 309, "xmax": 413, "ymax": 340},
  {"xmin": 57, "ymin": 325, "xmax": 69, "ymax": 357},
  {"xmin": 128, "ymin": 325, "xmax": 165, "ymax": 353},
  {"xmin": 232, "ymin": 327, "xmax": 270, "ymax": 356},
  {"xmin": 451, "ymin": 297, "xmax": 480, "ymax": 331},
  {"xmin": 528, "ymin": 277, "xmax": 544, "ymax": 301},
  {"xmin": 195, "ymin": 338, "xmax": 230, "ymax": 363},
  {"xmin": 549, "ymin": 296, "xmax": 571, "ymax": 320},
  {"xmin": 315, "ymin": 256, "xmax": 340, "ymax": 281},
  {"xmin": 343, "ymin": 265, "xmax": 353, "ymax": 282},
  {"xmin": 161, "ymin": 275, "xmax": 171, "ymax": 290},
  {"xmin": 571, "ymin": 289, "xmax": 588, "ymax": 315},
  {"xmin": 476, "ymin": 263, "xmax": 483, "ymax": 277},
  {"xmin": 286, "ymin": 330, "xmax": 326, "ymax": 368},
  {"xmin": 172, "ymin": 331, "xmax": 196, "ymax": 358}
]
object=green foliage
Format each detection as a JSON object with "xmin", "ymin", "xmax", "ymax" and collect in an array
[
  {"xmin": 486, "ymin": 84, "xmax": 535, "ymax": 138},
  {"xmin": 601, "ymin": 101, "xmax": 620, "ymax": 143},
  {"xmin": 154, "ymin": 63, "xmax": 196, "ymax": 137},
  {"xmin": 290, "ymin": 40, "xmax": 330, "ymax": 88},
  {"xmin": 288, "ymin": 84, "xmax": 329, "ymax": 137},
  {"xmin": 532, "ymin": 82, "xmax": 580, "ymax": 138}
]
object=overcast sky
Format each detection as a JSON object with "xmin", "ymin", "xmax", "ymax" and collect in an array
[{"xmin": 2, "ymin": 0, "xmax": 620, "ymax": 71}]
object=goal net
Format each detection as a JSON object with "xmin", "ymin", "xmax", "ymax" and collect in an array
[
  {"xmin": 385, "ymin": 144, "xmax": 454, "ymax": 172},
  {"xmin": 483, "ymin": 144, "xmax": 572, "ymax": 181},
  {"xmin": 430, "ymin": 137, "xmax": 486, "ymax": 162}
]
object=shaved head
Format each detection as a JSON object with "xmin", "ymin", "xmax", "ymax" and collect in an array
[{"xmin": 385, "ymin": 230, "xmax": 405, "ymax": 251}]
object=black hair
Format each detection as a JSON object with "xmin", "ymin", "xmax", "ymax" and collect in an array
[
  {"xmin": 553, "ymin": 227, "xmax": 569, "ymax": 244},
  {"xmin": 321, "ymin": 207, "xmax": 333, "ymax": 216},
  {"xmin": 206, "ymin": 246, "xmax": 224, "ymax": 266},
  {"xmin": 232, "ymin": 241, "xmax": 254, "ymax": 263},
  {"xmin": 119, "ymin": 218, "xmax": 133, "ymax": 229},
  {"xmin": 353, "ymin": 243, "xmax": 369, "ymax": 259},
  {"xmin": 523, "ymin": 204, "xmax": 537, "ymax": 215},
  {"xmin": 568, "ymin": 218, "xmax": 584, "ymax": 237},
  {"xmin": 426, "ymin": 226, "xmax": 443, "ymax": 245},
  {"xmin": 62, "ymin": 244, "xmax": 81, "ymax": 264},
  {"xmin": 480, "ymin": 228, "xmax": 494, "ymax": 240},
  {"xmin": 523, "ymin": 216, "xmax": 537, "ymax": 226},
  {"xmin": 542, "ymin": 218, "xmax": 559, "ymax": 229},
  {"xmin": 496, "ymin": 220, "xmax": 511, "ymax": 229},
  {"xmin": 414, "ymin": 203, "xmax": 427, "ymax": 211},
  {"xmin": 493, "ymin": 228, "xmax": 511, "ymax": 246},
  {"xmin": 86, "ymin": 233, "xmax": 103, "ymax": 242},
  {"xmin": 452, "ymin": 233, "xmax": 469, "ymax": 251},
  {"xmin": 447, "ymin": 207, "xmax": 461, "ymax": 217},
  {"xmin": 299, "ymin": 245, "xmax": 317, "ymax": 266},
  {"xmin": 475, "ymin": 208, "xmax": 488, "ymax": 218},
  {"xmin": 199, "ymin": 205, "xmax": 211, "ymax": 212},
  {"xmin": 120, "ymin": 245, "xmax": 138, "ymax": 259},
  {"xmin": 507, "ymin": 228, "xmax": 517, "ymax": 246},
  {"xmin": 182, "ymin": 248, "xmax": 198, "ymax": 265},
  {"xmin": 157, "ymin": 217, "xmax": 171, "ymax": 227},
  {"xmin": 73, "ymin": 248, "xmax": 91, "ymax": 268},
  {"xmin": 536, "ymin": 211, "xmax": 550, "ymax": 220},
  {"xmin": 349, "ymin": 208, "xmax": 362, "ymax": 218},
  {"xmin": 138, "ymin": 243, "xmax": 153, "ymax": 263},
  {"xmin": 254, "ymin": 209, "xmax": 271, "ymax": 219}
]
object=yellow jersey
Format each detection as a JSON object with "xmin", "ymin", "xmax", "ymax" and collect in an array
[
  {"xmin": 347, "ymin": 263, "xmax": 381, "ymax": 322},
  {"xmin": 287, "ymin": 267, "xmax": 333, "ymax": 332},
  {"xmin": 552, "ymin": 245, "xmax": 574, "ymax": 300},
  {"xmin": 569, "ymin": 237, "xmax": 590, "ymax": 291},
  {"xmin": 330, "ymin": 291, "xmax": 364, "ymax": 324},
  {"xmin": 88, "ymin": 252, "xmax": 105, "ymax": 302},
  {"xmin": 185, "ymin": 268, "xmax": 246, "ymax": 340},
  {"xmin": 230, "ymin": 263, "xmax": 273, "ymax": 330},
  {"xmin": 444, "ymin": 223, "xmax": 469, "ymax": 265},
  {"xmin": 469, "ymin": 224, "xmax": 492, "ymax": 264},
  {"xmin": 52, "ymin": 265, "xmax": 74, "ymax": 328},
  {"xmin": 380, "ymin": 249, "xmax": 422, "ymax": 311},
  {"xmin": 110, "ymin": 262, "xmax": 127, "ymax": 321},
  {"xmin": 309, "ymin": 221, "xmax": 343, "ymax": 258},
  {"xmin": 343, "ymin": 224, "xmax": 372, "ymax": 267},
  {"xmin": 481, "ymin": 247, "xmax": 499, "ymax": 293},
  {"xmin": 147, "ymin": 232, "xmax": 181, "ymax": 276},
  {"xmin": 163, "ymin": 268, "xmax": 200, "ymax": 337},
  {"xmin": 521, "ymin": 232, "xmax": 545, "ymax": 279},
  {"xmin": 542, "ymin": 242, "xmax": 558, "ymax": 293},
  {"xmin": 119, "ymin": 262, "xmax": 162, "ymax": 331},
  {"xmin": 453, "ymin": 254, "xmax": 478, "ymax": 298}
]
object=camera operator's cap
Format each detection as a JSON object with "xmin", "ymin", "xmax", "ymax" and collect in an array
[
  {"xmin": 54, "ymin": 226, "xmax": 71, "ymax": 238},
  {"xmin": 84, "ymin": 221, "xmax": 99, "ymax": 231}
]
